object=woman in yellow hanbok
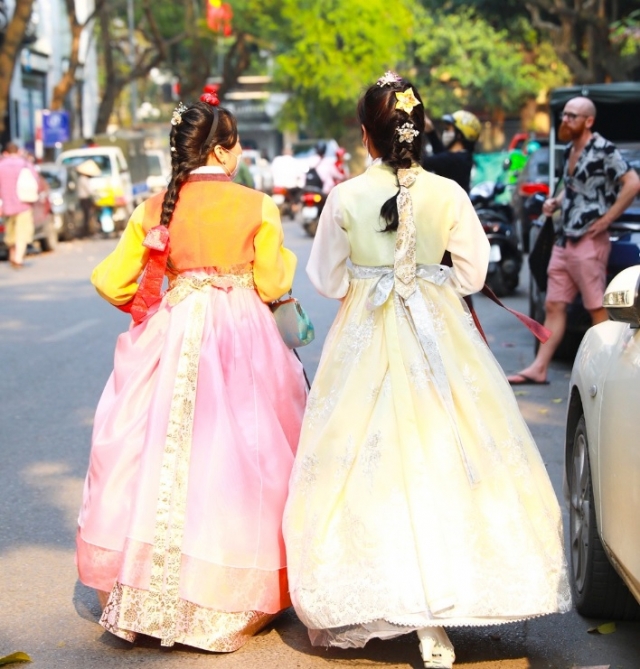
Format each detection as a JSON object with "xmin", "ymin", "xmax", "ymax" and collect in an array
[{"xmin": 283, "ymin": 75, "xmax": 571, "ymax": 668}]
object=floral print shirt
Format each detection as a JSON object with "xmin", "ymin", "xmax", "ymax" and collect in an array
[{"xmin": 561, "ymin": 132, "xmax": 630, "ymax": 239}]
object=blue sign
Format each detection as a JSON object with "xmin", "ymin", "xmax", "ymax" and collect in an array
[{"xmin": 42, "ymin": 110, "xmax": 70, "ymax": 147}]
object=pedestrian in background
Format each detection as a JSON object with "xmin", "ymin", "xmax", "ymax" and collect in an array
[
  {"xmin": 75, "ymin": 160, "xmax": 100, "ymax": 237},
  {"xmin": 76, "ymin": 95, "xmax": 306, "ymax": 651},
  {"xmin": 421, "ymin": 110, "xmax": 481, "ymax": 193},
  {"xmin": 0, "ymin": 142, "xmax": 40, "ymax": 269},
  {"xmin": 233, "ymin": 154, "xmax": 255, "ymax": 187},
  {"xmin": 311, "ymin": 141, "xmax": 345, "ymax": 194},
  {"xmin": 284, "ymin": 73, "xmax": 570, "ymax": 669},
  {"xmin": 508, "ymin": 96, "xmax": 640, "ymax": 386}
]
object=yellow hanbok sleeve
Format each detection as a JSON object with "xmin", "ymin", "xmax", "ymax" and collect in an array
[
  {"xmin": 253, "ymin": 195, "xmax": 297, "ymax": 302},
  {"xmin": 91, "ymin": 202, "xmax": 150, "ymax": 306}
]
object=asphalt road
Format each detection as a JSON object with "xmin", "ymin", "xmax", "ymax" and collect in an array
[{"xmin": 1, "ymin": 221, "xmax": 639, "ymax": 669}]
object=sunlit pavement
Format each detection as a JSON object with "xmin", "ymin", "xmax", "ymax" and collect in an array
[{"xmin": 1, "ymin": 228, "xmax": 639, "ymax": 668}]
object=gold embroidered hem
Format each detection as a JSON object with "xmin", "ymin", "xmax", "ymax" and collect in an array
[
  {"xmin": 100, "ymin": 582, "xmax": 276, "ymax": 652},
  {"xmin": 167, "ymin": 272, "xmax": 256, "ymax": 306}
]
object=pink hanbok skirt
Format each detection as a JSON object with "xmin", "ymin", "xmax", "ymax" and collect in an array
[{"xmin": 76, "ymin": 271, "xmax": 307, "ymax": 651}]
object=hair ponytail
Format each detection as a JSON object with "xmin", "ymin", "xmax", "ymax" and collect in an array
[{"xmin": 357, "ymin": 80, "xmax": 425, "ymax": 232}]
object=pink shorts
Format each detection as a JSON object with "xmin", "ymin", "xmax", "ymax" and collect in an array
[{"xmin": 546, "ymin": 233, "xmax": 611, "ymax": 311}]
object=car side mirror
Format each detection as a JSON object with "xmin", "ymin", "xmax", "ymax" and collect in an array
[{"xmin": 603, "ymin": 265, "xmax": 640, "ymax": 327}]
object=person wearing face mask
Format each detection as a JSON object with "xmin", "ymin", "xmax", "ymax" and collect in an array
[
  {"xmin": 76, "ymin": 94, "xmax": 307, "ymax": 651},
  {"xmin": 421, "ymin": 110, "xmax": 481, "ymax": 193}
]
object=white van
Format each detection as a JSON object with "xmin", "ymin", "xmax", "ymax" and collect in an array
[{"xmin": 57, "ymin": 146, "xmax": 138, "ymax": 227}]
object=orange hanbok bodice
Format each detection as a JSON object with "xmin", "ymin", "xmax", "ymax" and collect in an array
[{"xmin": 91, "ymin": 174, "xmax": 297, "ymax": 307}]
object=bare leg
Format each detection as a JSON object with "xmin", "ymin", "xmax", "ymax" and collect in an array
[
  {"xmin": 96, "ymin": 589, "xmax": 110, "ymax": 610},
  {"xmin": 417, "ymin": 627, "xmax": 455, "ymax": 668},
  {"xmin": 507, "ymin": 300, "xmax": 568, "ymax": 384},
  {"xmin": 589, "ymin": 307, "xmax": 609, "ymax": 325},
  {"xmin": 13, "ymin": 237, "xmax": 28, "ymax": 265}
]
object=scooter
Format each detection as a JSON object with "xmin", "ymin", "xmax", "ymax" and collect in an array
[
  {"xmin": 469, "ymin": 181, "xmax": 523, "ymax": 297},
  {"xmin": 272, "ymin": 185, "xmax": 301, "ymax": 220},
  {"xmin": 96, "ymin": 205, "xmax": 115, "ymax": 234},
  {"xmin": 300, "ymin": 187, "xmax": 326, "ymax": 237}
]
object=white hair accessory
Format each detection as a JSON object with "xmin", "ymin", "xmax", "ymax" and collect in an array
[
  {"xmin": 397, "ymin": 122, "xmax": 419, "ymax": 144},
  {"xmin": 377, "ymin": 71, "xmax": 402, "ymax": 87},
  {"xmin": 171, "ymin": 102, "xmax": 188, "ymax": 126}
]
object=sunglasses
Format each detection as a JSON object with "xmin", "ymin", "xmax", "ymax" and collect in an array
[{"xmin": 561, "ymin": 112, "xmax": 587, "ymax": 120}]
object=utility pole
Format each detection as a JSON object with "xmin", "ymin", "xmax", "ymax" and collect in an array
[{"xmin": 127, "ymin": 0, "xmax": 138, "ymax": 126}]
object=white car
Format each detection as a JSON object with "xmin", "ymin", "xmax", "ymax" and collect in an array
[{"xmin": 565, "ymin": 265, "xmax": 640, "ymax": 620}]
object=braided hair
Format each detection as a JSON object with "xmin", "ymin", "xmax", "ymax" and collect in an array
[
  {"xmin": 159, "ymin": 100, "xmax": 238, "ymax": 228},
  {"xmin": 357, "ymin": 80, "xmax": 425, "ymax": 232}
]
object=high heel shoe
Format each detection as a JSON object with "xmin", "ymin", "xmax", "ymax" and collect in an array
[{"xmin": 417, "ymin": 626, "xmax": 455, "ymax": 668}]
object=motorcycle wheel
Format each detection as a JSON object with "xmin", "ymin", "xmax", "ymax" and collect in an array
[
  {"xmin": 303, "ymin": 219, "xmax": 318, "ymax": 237},
  {"xmin": 487, "ymin": 266, "xmax": 508, "ymax": 297}
]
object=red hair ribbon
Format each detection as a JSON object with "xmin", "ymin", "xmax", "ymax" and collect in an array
[{"xmin": 200, "ymin": 92, "xmax": 220, "ymax": 106}]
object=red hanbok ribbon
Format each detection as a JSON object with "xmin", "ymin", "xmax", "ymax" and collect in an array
[{"xmin": 129, "ymin": 225, "xmax": 171, "ymax": 325}]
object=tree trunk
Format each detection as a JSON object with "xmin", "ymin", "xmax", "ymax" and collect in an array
[
  {"xmin": 526, "ymin": 0, "xmax": 638, "ymax": 83},
  {"xmin": 0, "ymin": 0, "xmax": 35, "ymax": 136},
  {"xmin": 94, "ymin": 0, "xmax": 120, "ymax": 133},
  {"xmin": 50, "ymin": 0, "xmax": 88, "ymax": 111}
]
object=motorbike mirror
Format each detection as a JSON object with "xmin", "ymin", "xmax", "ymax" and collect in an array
[{"xmin": 494, "ymin": 182, "xmax": 506, "ymax": 195}]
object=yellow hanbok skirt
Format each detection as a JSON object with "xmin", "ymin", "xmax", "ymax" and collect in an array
[{"xmin": 283, "ymin": 265, "xmax": 571, "ymax": 648}]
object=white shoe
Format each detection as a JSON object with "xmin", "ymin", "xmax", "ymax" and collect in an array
[{"xmin": 417, "ymin": 626, "xmax": 455, "ymax": 668}]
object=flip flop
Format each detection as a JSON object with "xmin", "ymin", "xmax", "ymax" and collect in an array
[{"xmin": 508, "ymin": 373, "xmax": 549, "ymax": 386}]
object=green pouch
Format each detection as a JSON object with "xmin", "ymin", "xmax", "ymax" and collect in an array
[{"xmin": 270, "ymin": 294, "xmax": 315, "ymax": 348}]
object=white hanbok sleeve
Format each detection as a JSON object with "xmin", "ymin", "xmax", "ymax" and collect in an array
[
  {"xmin": 446, "ymin": 186, "xmax": 490, "ymax": 296},
  {"xmin": 306, "ymin": 187, "xmax": 351, "ymax": 298}
]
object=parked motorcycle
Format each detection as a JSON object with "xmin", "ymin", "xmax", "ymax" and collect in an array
[
  {"xmin": 469, "ymin": 181, "xmax": 523, "ymax": 297},
  {"xmin": 272, "ymin": 185, "xmax": 301, "ymax": 220},
  {"xmin": 300, "ymin": 187, "xmax": 326, "ymax": 237}
]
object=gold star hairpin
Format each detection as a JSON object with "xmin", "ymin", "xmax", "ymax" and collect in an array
[{"xmin": 395, "ymin": 88, "xmax": 420, "ymax": 115}]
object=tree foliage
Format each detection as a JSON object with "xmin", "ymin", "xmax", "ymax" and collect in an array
[
  {"xmin": 412, "ymin": 8, "xmax": 572, "ymax": 121},
  {"xmin": 272, "ymin": 0, "xmax": 415, "ymax": 137},
  {"xmin": 524, "ymin": 0, "xmax": 640, "ymax": 82}
]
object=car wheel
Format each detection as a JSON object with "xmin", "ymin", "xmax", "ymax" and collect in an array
[
  {"xmin": 39, "ymin": 218, "xmax": 58, "ymax": 252},
  {"xmin": 569, "ymin": 416, "xmax": 640, "ymax": 620}
]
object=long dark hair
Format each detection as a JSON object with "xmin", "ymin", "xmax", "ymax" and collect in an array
[
  {"xmin": 159, "ymin": 101, "xmax": 238, "ymax": 228},
  {"xmin": 357, "ymin": 80, "xmax": 425, "ymax": 232}
]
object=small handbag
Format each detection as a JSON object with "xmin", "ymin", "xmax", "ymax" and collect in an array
[
  {"xmin": 270, "ymin": 292, "xmax": 315, "ymax": 348},
  {"xmin": 528, "ymin": 216, "xmax": 556, "ymax": 293}
]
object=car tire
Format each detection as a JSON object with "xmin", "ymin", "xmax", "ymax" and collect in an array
[
  {"xmin": 39, "ymin": 219, "xmax": 58, "ymax": 252},
  {"xmin": 569, "ymin": 416, "xmax": 640, "ymax": 620}
]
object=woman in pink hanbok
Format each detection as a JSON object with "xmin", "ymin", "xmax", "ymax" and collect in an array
[{"xmin": 76, "ymin": 95, "xmax": 307, "ymax": 651}]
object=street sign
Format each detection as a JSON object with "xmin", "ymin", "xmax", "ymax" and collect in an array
[{"xmin": 42, "ymin": 110, "xmax": 70, "ymax": 147}]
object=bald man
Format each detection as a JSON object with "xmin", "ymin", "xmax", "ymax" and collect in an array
[{"xmin": 508, "ymin": 96, "xmax": 640, "ymax": 385}]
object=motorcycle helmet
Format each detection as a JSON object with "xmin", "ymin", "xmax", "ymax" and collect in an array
[
  {"xmin": 441, "ymin": 110, "xmax": 482, "ymax": 143},
  {"xmin": 316, "ymin": 141, "xmax": 327, "ymax": 157}
]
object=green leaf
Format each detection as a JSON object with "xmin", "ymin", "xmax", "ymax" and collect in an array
[
  {"xmin": 0, "ymin": 653, "xmax": 32, "ymax": 666},
  {"xmin": 587, "ymin": 622, "xmax": 616, "ymax": 635}
]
